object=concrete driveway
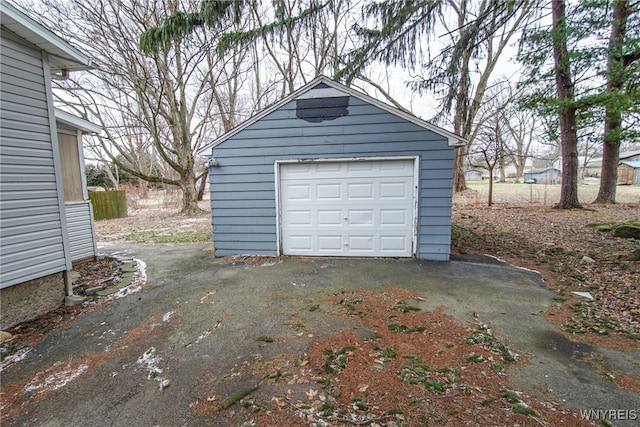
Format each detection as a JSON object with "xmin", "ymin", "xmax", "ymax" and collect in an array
[{"xmin": 1, "ymin": 243, "xmax": 638, "ymax": 426}]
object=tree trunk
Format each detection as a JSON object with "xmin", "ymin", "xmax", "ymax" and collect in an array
[
  {"xmin": 487, "ymin": 166, "xmax": 494, "ymax": 206},
  {"xmin": 551, "ymin": 0, "xmax": 582, "ymax": 209},
  {"xmin": 138, "ymin": 179, "xmax": 149, "ymax": 199},
  {"xmin": 594, "ymin": 0, "xmax": 628, "ymax": 204},
  {"xmin": 499, "ymin": 156, "xmax": 506, "ymax": 182},
  {"xmin": 197, "ymin": 169, "xmax": 208, "ymax": 202},
  {"xmin": 453, "ymin": 146, "xmax": 468, "ymax": 192},
  {"xmin": 179, "ymin": 173, "xmax": 201, "ymax": 215}
]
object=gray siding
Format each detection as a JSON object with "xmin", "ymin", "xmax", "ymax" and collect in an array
[
  {"xmin": 0, "ymin": 33, "xmax": 67, "ymax": 288},
  {"xmin": 210, "ymin": 96, "xmax": 454, "ymax": 261},
  {"xmin": 65, "ymin": 201, "xmax": 96, "ymax": 261}
]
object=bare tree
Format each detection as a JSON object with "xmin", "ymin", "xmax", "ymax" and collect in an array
[
  {"xmin": 503, "ymin": 104, "xmax": 539, "ymax": 182},
  {"xmin": 340, "ymin": 0, "xmax": 536, "ymax": 192},
  {"xmin": 468, "ymin": 83, "xmax": 511, "ymax": 205},
  {"xmin": 21, "ymin": 0, "xmax": 247, "ymax": 215}
]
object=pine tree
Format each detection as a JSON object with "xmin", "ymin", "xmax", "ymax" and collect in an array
[
  {"xmin": 594, "ymin": 0, "xmax": 640, "ymax": 204},
  {"xmin": 519, "ymin": 0, "xmax": 640, "ymax": 207}
]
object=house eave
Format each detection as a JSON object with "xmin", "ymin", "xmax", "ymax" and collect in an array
[
  {"xmin": 0, "ymin": 0, "xmax": 92, "ymax": 72},
  {"xmin": 55, "ymin": 109, "xmax": 101, "ymax": 134}
]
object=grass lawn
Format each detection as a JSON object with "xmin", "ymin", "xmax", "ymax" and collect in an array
[{"xmin": 460, "ymin": 179, "xmax": 639, "ymax": 206}]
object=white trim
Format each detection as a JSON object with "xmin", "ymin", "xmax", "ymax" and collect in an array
[
  {"xmin": 55, "ymin": 109, "xmax": 101, "ymax": 134},
  {"xmin": 275, "ymin": 155, "xmax": 419, "ymax": 165},
  {"xmin": 274, "ymin": 161, "xmax": 282, "ymax": 256},
  {"xmin": 275, "ymin": 155, "xmax": 419, "ymax": 257},
  {"xmin": 76, "ymin": 129, "xmax": 89, "ymax": 200},
  {"xmin": 198, "ymin": 76, "xmax": 466, "ymax": 155},
  {"xmin": 412, "ymin": 156, "xmax": 420, "ymax": 256},
  {"xmin": 43, "ymin": 52, "xmax": 72, "ymax": 274}
]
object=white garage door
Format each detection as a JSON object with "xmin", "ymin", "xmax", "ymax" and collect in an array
[{"xmin": 279, "ymin": 159, "xmax": 416, "ymax": 257}]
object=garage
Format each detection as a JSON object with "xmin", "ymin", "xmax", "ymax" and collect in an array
[
  {"xmin": 199, "ymin": 76, "xmax": 465, "ymax": 261},
  {"xmin": 278, "ymin": 158, "xmax": 417, "ymax": 257}
]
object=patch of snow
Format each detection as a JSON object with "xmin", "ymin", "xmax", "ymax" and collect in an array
[
  {"xmin": 162, "ymin": 311, "xmax": 175, "ymax": 322},
  {"xmin": 0, "ymin": 347, "xmax": 31, "ymax": 372},
  {"xmin": 137, "ymin": 347, "xmax": 169, "ymax": 390},
  {"xmin": 572, "ymin": 291, "xmax": 594, "ymax": 300},
  {"xmin": 23, "ymin": 361, "xmax": 88, "ymax": 394},
  {"xmin": 258, "ymin": 260, "xmax": 282, "ymax": 267},
  {"xmin": 484, "ymin": 255, "xmax": 545, "ymax": 276},
  {"xmin": 102, "ymin": 258, "xmax": 148, "ymax": 302}
]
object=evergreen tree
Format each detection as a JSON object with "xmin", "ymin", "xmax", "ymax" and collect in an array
[
  {"xmin": 593, "ymin": 0, "xmax": 640, "ymax": 203},
  {"xmin": 519, "ymin": 0, "xmax": 640, "ymax": 207}
]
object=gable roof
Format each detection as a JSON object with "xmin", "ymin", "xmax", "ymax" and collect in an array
[
  {"xmin": 620, "ymin": 150, "xmax": 640, "ymax": 160},
  {"xmin": 0, "ymin": 0, "xmax": 92, "ymax": 72},
  {"xmin": 526, "ymin": 168, "xmax": 561, "ymax": 174},
  {"xmin": 620, "ymin": 161, "xmax": 640, "ymax": 169},
  {"xmin": 198, "ymin": 75, "xmax": 466, "ymax": 155}
]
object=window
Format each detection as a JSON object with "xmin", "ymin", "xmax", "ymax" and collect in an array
[{"xmin": 58, "ymin": 132, "xmax": 83, "ymax": 201}]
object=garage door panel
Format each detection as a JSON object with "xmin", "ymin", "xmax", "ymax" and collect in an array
[
  {"xmin": 318, "ymin": 210, "xmax": 341, "ymax": 225},
  {"xmin": 380, "ymin": 210, "xmax": 408, "ymax": 225},
  {"xmin": 380, "ymin": 161, "xmax": 409, "ymax": 171},
  {"xmin": 285, "ymin": 184, "xmax": 311, "ymax": 200},
  {"xmin": 318, "ymin": 235, "xmax": 342, "ymax": 250},
  {"xmin": 288, "ymin": 235, "xmax": 313, "ymax": 250},
  {"xmin": 285, "ymin": 163, "xmax": 312, "ymax": 174},
  {"xmin": 316, "ymin": 162, "xmax": 341, "ymax": 173},
  {"xmin": 381, "ymin": 236, "xmax": 408, "ymax": 251},
  {"xmin": 347, "ymin": 183, "xmax": 373, "ymax": 199},
  {"xmin": 280, "ymin": 159, "xmax": 415, "ymax": 257},
  {"xmin": 348, "ymin": 236, "xmax": 373, "ymax": 251},
  {"xmin": 348, "ymin": 209, "xmax": 373, "ymax": 225},
  {"xmin": 288, "ymin": 210, "xmax": 311, "ymax": 225},
  {"xmin": 317, "ymin": 183, "xmax": 341, "ymax": 199},
  {"xmin": 380, "ymin": 182, "xmax": 408, "ymax": 198}
]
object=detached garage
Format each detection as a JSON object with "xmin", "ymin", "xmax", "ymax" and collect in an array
[{"xmin": 199, "ymin": 76, "xmax": 465, "ymax": 261}]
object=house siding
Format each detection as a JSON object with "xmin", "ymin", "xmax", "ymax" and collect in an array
[
  {"xmin": 0, "ymin": 32, "xmax": 67, "ymax": 288},
  {"xmin": 65, "ymin": 201, "xmax": 96, "ymax": 261},
  {"xmin": 210, "ymin": 96, "xmax": 454, "ymax": 261}
]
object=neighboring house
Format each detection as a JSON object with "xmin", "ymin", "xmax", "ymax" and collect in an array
[
  {"xmin": 503, "ymin": 158, "xmax": 533, "ymax": 179},
  {"xmin": 464, "ymin": 169, "xmax": 483, "ymax": 181},
  {"xmin": 523, "ymin": 168, "xmax": 561, "ymax": 185},
  {"xmin": 620, "ymin": 150, "xmax": 640, "ymax": 163},
  {"xmin": 532, "ymin": 156, "xmax": 562, "ymax": 173},
  {"xmin": 584, "ymin": 159, "xmax": 602, "ymax": 178},
  {"xmin": 198, "ymin": 76, "xmax": 466, "ymax": 261},
  {"xmin": 618, "ymin": 162, "xmax": 640, "ymax": 185},
  {"xmin": 585, "ymin": 150, "xmax": 640, "ymax": 177},
  {"xmin": 1, "ymin": 0, "xmax": 96, "ymax": 329}
]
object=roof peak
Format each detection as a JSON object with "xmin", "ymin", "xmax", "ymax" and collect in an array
[{"xmin": 198, "ymin": 75, "xmax": 465, "ymax": 155}]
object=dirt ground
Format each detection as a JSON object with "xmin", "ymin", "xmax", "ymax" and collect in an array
[
  {"xmin": 452, "ymin": 194, "xmax": 640, "ymax": 348},
  {"xmin": 2, "ymin": 192, "xmax": 639, "ymax": 426}
]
